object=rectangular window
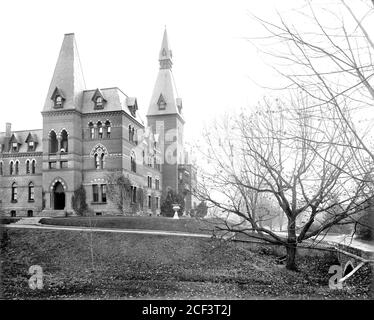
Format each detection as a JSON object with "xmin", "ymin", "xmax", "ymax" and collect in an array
[
  {"xmin": 29, "ymin": 186, "xmax": 35, "ymax": 201},
  {"xmin": 60, "ymin": 161, "xmax": 68, "ymax": 169},
  {"xmin": 155, "ymin": 197, "xmax": 159, "ymax": 209},
  {"xmin": 101, "ymin": 184, "xmax": 107, "ymax": 203},
  {"xmin": 12, "ymin": 143, "xmax": 18, "ymax": 152},
  {"xmin": 92, "ymin": 184, "xmax": 99, "ymax": 202},
  {"xmin": 28, "ymin": 141, "xmax": 34, "ymax": 151},
  {"xmin": 49, "ymin": 161, "xmax": 56, "ymax": 169},
  {"xmin": 132, "ymin": 186, "xmax": 137, "ymax": 203},
  {"xmin": 148, "ymin": 195, "xmax": 152, "ymax": 209}
]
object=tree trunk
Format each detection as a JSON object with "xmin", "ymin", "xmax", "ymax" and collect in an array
[{"xmin": 286, "ymin": 217, "xmax": 298, "ymax": 271}]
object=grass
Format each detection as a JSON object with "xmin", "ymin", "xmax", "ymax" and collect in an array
[
  {"xmin": 39, "ymin": 216, "xmax": 222, "ymax": 234},
  {"xmin": 1, "ymin": 227, "xmax": 372, "ymax": 299}
]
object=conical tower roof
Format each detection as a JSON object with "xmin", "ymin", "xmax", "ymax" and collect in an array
[
  {"xmin": 147, "ymin": 29, "xmax": 183, "ymax": 119},
  {"xmin": 43, "ymin": 33, "xmax": 86, "ymax": 111}
]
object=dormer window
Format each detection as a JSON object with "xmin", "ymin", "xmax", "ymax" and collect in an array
[
  {"xmin": 51, "ymin": 87, "xmax": 65, "ymax": 109},
  {"xmin": 28, "ymin": 141, "xmax": 34, "ymax": 151},
  {"xmin": 96, "ymin": 97, "xmax": 103, "ymax": 107},
  {"xmin": 56, "ymin": 96, "xmax": 63, "ymax": 106},
  {"xmin": 157, "ymin": 94, "xmax": 166, "ymax": 110},
  {"xmin": 12, "ymin": 142, "xmax": 18, "ymax": 152},
  {"xmin": 92, "ymin": 89, "xmax": 106, "ymax": 110}
]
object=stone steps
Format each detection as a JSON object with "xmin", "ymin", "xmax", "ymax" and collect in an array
[{"xmin": 13, "ymin": 217, "xmax": 43, "ymax": 225}]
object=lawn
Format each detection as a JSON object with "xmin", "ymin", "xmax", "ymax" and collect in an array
[
  {"xmin": 1, "ymin": 228, "xmax": 372, "ymax": 299},
  {"xmin": 39, "ymin": 216, "xmax": 222, "ymax": 235}
]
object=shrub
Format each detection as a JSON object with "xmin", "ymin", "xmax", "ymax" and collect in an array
[{"xmin": 71, "ymin": 185, "xmax": 88, "ymax": 216}]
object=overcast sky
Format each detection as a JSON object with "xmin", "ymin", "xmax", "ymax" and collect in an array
[{"xmin": 0, "ymin": 0, "xmax": 350, "ymax": 144}]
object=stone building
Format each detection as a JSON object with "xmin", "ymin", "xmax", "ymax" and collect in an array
[{"xmin": 0, "ymin": 30, "xmax": 197, "ymax": 217}]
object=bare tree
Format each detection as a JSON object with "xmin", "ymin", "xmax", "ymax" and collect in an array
[{"xmin": 197, "ymin": 95, "xmax": 371, "ymax": 270}]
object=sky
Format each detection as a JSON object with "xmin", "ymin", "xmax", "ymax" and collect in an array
[{"xmin": 0, "ymin": 0, "xmax": 307, "ymax": 144}]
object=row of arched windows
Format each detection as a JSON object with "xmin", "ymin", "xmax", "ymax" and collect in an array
[
  {"xmin": 89, "ymin": 121, "xmax": 111, "ymax": 140},
  {"xmin": 11, "ymin": 182, "xmax": 35, "ymax": 202},
  {"xmin": 0, "ymin": 160, "xmax": 36, "ymax": 176},
  {"xmin": 49, "ymin": 129, "xmax": 68, "ymax": 154}
]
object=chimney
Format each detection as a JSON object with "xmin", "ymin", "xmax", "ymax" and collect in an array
[{"xmin": 5, "ymin": 123, "xmax": 11, "ymax": 137}]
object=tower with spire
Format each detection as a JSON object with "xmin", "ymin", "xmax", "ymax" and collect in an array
[
  {"xmin": 147, "ymin": 29, "xmax": 186, "ymax": 197},
  {"xmin": 41, "ymin": 33, "xmax": 87, "ymax": 213}
]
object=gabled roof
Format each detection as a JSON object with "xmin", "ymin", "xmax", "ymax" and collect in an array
[
  {"xmin": 0, "ymin": 129, "xmax": 43, "ymax": 153},
  {"xmin": 43, "ymin": 33, "xmax": 86, "ymax": 112},
  {"xmin": 81, "ymin": 87, "xmax": 144, "ymax": 125},
  {"xmin": 91, "ymin": 88, "xmax": 107, "ymax": 103}
]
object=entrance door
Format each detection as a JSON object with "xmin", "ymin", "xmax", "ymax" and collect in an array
[{"xmin": 53, "ymin": 182, "xmax": 65, "ymax": 210}]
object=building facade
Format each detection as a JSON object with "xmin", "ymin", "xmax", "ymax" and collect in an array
[{"xmin": 0, "ymin": 30, "xmax": 196, "ymax": 217}]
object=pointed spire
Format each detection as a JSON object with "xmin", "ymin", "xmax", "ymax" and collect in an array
[
  {"xmin": 147, "ymin": 29, "xmax": 183, "ymax": 120},
  {"xmin": 159, "ymin": 28, "xmax": 173, "ymax": 69},
  {"xmin": 43, "ymin": 33, "xmax": 86, "ymax": 111}
]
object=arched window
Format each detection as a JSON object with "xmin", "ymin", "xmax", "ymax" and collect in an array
[
  {"xmin": 132, "ymin": 127, "xmax": 135, "ymax": 143},
  {"xmin": 0, "ymin": 161, "xmax": 3, "ymax": 175},
  {"xmin": 28, "ymin": 182, "xmax": 35, "ymax": 201},
  {"xmin": 98, "ymin": 121, "xmax": 103, "ymax": 139},
  {"xmin": 89, "ymin": 122, "xmax": 95, "ymax": 139},
  {"xmin": 49, "ymin": 130, "xmax": 58, "ymax": 154},
  {"xmin": 100, "ymin": 153, "xmax": 105, "ymax": 169},
  {"xmin": 15, "ymin": 161, "xmax": 19, "ymax": 175},
  {"xmin": 129, "ymin": 125, "xmax": 132, "ymax": 142},
  {"xmin": 131, "ymin": 152, "xmax": 136, "ymax": 172},
  {"xmin": 26, "ymin": 160, "xmax": 30, "ymax": 174},
  {"xmin": 11, "ymin": 182, "xmax": 17, "ymax": 202},
  {"xmin": 105, "ymin": 121, "xmax": 111, "ymax": 138},
  {"xmin": 61, "ymin": 130, "xmax": 68, "ymax": 153},
  {"xmin": 96, "ymin": 96, "xmax": 103, "ymax": 106},
  {"xmin": 31, "ymin": 160, "xmax": 36, "ymax": 174},
  {"xmin": 95, "ymin": 153, "xmax": 104, "ymax": 170},
  {"xmin": 9, "ymin": 161, "xmax": 14, "ymax": 175}
]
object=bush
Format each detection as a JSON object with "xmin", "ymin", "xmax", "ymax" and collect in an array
[{"xmin": 71, "ymin": 185, "xmax": 88, "ymax": 216}]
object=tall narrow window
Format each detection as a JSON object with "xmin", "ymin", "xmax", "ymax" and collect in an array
[
  {"xmin": 98, "ymin": 121, "xmax": 103, "ymax": 139},
  {"xmin": 105, "ymin": 121, "xmax": 111, "ymax": 138},
  {"xmin": 100, "ymin": 153, "xmax": 105, "ymax": 169},
  {"xmin": 131, "ymin": 153, "xmax": 136, "ymax": 172},
  {"xmin": 49, "ymin": 130, "xmax": 58, "ymax": 154},
  {"xmin": 0, "ymin": 162, "xmax": 3, "ymax": 175},
  {"xmin": 12, "ymin": 142, "xmax": 18, "ymax": 152},
  {"xmin": 15, "ymin": 161, "xmax": 19, "ymax": 175},
  {"xmin": 28, "ymin": 141, "xmax": 34, "ymax": 152},
  {"xmin": 31, "ymin": 160, "xmax": 36, "ymax": 174},
  {"xmin": 92, "ymin": 184, "xmax": 99, "ymax": 202},
  {"xmin": 132, "ymin": 186, "xmax": 137, "ymax": 203},
  {"xmin": 129, "ymin": 125, "xmax": 132, "ymax": 142},
  {"xmin": 101, "ymin": 184, "xmax": 107, "ymax": 203},
  {"xmin": 10, "ymin": 162, "xmax": 14, "ymax": 175},
  {"xmin": 11, "ymin": 183, "xmax": 17, "ymax": 202},
  {"xmin": 28, "ymin": 182, "xmax": 35, "ymax": 201},
  {"xmin": 60, "ymin": 130, "xmax": 68, "ymax": 153},
  {"xmin": 26, "ymin": 160, "xmax": 30, "ymax": 174},
  {"xmin": 94, "ymin": 154, "xmax": 100, "ymax": 169},
  {"xmin": 89, "ymin": 122, "xmax": 95, "ymax": 139},
  {"xmin": 148, "ymin": 195, "xmax": 152, "ymax": 209}
]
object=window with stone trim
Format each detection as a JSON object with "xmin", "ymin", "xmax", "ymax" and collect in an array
[
  {"xmin": 89, "ymin": 122, "xmax": 95, "ymax": 139},
  {"xmin": 131, "ymin": 153, "xmax": 136, "ymax": 172},
  {"xmin": 49, "ymin": 130, "xmax": 58, "ymax": 154},
  {"xmin": 98, "ymin": 121, "xmax": 103, "ymax": 139},
  {"xmin": 105, "ymin": 121, "xmax": 111, "ymax": 138},
  {"xmin": 15, "ymin": 161, "xmax": 19, "ymax": 175},
  {"xmin": 11, "ymin": 182, "xmax": 17, "ymax": 202},
  {"xmin": 0, "ymin": 161, "xmax": 3, "ymax": 175},
  {"xmin": 28, "ymin": 182, "xmax": 35, "ymax": 202},
  {"xmin": 31, "ymin": 160, "xmax": 36, "ymax": 174},
  {"xmin": 26, "ymin": 160, "xmax": 30, "ymax": 174},
  {"xmin": 60, "ymin": 130, "xmax": 68, "ymax": 153},
  {"xmin": 9, "ymin": 161, "xmax": 14, "ymax": 175},
  {"xmin": 92, "ymin": 184, "xmax": 99, "ymax": 202}
]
